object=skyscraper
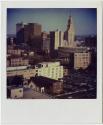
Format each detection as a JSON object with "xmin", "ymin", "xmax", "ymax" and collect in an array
[
  {"xmin": 42, "ymin": 32, "xmax": 50, "ymax": 53},
  {"xmin": 16, "ymin": 22, "xmax": 24, "ymax": 44},
  {"xmin": 24, "ymin": 24, "xmax": 29, "ymax": 43},
  {"xmin": 16, "ymin": 22, "xmax": 24, "ymax": 33},
  {"xmin": 59, "ymin": 31, "xmax": 64, "ymax": 47},
  {"xmin": 64, "ymin": 16, "xmax": 75, "ymax": 47},
  {"xmin": 16, "ymin": 22, "xmax": 42, "ymax": 43},
  {"xmin": 28, "ymin": 23, "xmax": 42, "ymax": 39},
  {"xmin": 58, "ymin": 16, "xmax": 91, "ymax": 69},
  {"xmin": 50, "ymin": 30, "xmax": 65, "ymax": 50}
]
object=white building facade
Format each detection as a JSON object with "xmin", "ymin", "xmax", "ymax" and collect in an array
[
  {"xmin": 7, "ymin": 87, "xmax": 23, "ymax": 99},
  {"xmin": 35, "ymin": 62, "xmax": 63, "ymax": 80}
]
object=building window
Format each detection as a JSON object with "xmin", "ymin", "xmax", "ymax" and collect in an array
[
  {"xmin": 19, "ymin": 90, "xmax": 22, "ymax": 93},
  {"xmin": 36, "ymin": 70, "xmax": 38, "ymax": 73},
  {"xmin": 15, "ymin": 95, "xmax": 17, "ymax": 98}
]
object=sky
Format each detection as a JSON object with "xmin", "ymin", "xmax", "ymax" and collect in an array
[{"xmin": 7, "ymin": 8, "xmax": 97, "ymax": 36}]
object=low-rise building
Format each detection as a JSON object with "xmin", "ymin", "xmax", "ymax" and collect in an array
[
  {"xmin": 28, "ymin": 51, "xmax": 35, "ymax": 56},
  {"xmin": 7, "ymin": 61, "xmax": 64, "ymax": 82},
  {"xmin": 7, "ymin": 46, "xmax": 25, "ymax": 56},
  {"xmin": 63, "ymin": 66, "xmax": 69, "ymax": 76},
  {"xmin": 7, "ymin": 59, "xmax": 10, "ymax": 67},
  {"xmin": 74, "ymin": 52, "xmax": 91, "ymax": 69},
  {"xmin": 30, "ymin": 76, "xmax": 63, "ymax": 94},
  {"xmin": 58, "ymin": 47, "xmax": 91, "ymax": 69},
  {"xmin": 27, "ymin": 80, "xmax": 37, "ymax": 90},
  {"xmin": 7, "ymin": 56, "xmax": 29, "ymax": 67},
  {"xmin": 7, "ymin": 67, "xmax": 36, "ymax": 79},
  {"xmin": 7, "ymin": 86, "xmax": 23, "ymax": 99}
]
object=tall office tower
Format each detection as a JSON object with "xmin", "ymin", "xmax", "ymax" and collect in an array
[
  {"xmin": 25, "ymin": 23, "xmax": 42, "ymax": 50},
  {"xmin": 64, "ymin": 16, "xmax": 75, "ymax": 47},
  {"xmin": 16, "ymin": 22, "xmax": 24, "ymax": 33},
  {"xmin": 50, "ymin": 30, "xmax": 59, "ymax": 50},
  {"xmin": 50, "ymin": 30, "xmax": 64, "ymax": 51},
  {"xmin": 23, "ymin": 23, "xmax": 42, "ymax": 43},
  {"xmin": 16, "ymin": 22, "xmax": 24, "ymax": 44},
  {"xmin": 42, "ymin": 32, "xmax": 50, "ymax": 53},
  {"xmin": 24, "ymin": 24, "xmax": 29, "ymax": 43},
  {"xmin": 59, "ymin": 31, "xmax": 64, "ymax": 47},
  {"xmin": 28, "ymin": 23, "xmax": 42, "ymax": 39},
  {"xmin": 16, "ymin": 22, "xmax": 42, "ymax": 44},
  {"xmin": 50, "ymin": 30, "xmax": 65, "ymax": 57},
  {"xmin": 50, "ymin": 30, "xmax": 59, "ymax": 57}
]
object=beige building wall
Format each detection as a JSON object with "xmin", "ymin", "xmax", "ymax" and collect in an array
[
  {"xmin": 74, "ymin": 52, "xmax": 91, "ymax": 69},
  {"xmin": 54, "ymin": 31, "xmax": 59, "ymax": 50},
  {"xmin": 10, "ymin": 58, "xmax": 29, "ymax": 67},
  {"xmin": 28, "ymin": 81, "xmax": 36, "ymax": 90},
  {"xmin": 7, "ymin": 49, "xmax": 24, "ymax": 56},
  {"xmin": 59, "ymin": 31, "xmax": 64, "ymax": 47},
  {"xmin": 10, "ymin": 88, "xmax": 23, "ymax": 99}
]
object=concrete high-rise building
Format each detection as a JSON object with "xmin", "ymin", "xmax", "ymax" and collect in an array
[
  {"xmin": 24, "ymin": 24, "xmax": 29, "ymax": 43},
  {"xmin": 16, "ymin": 22, "xmax": 24, "ymax": 44},
  {"xmin": 50, "ymin": 30, "xmax": 59, "ymax": 51},
  {"xmin": 42, "ymin": 32, "xmax": 50, "ymax": 53},
  {"xmin": 16, "ymin": 22, "xmax": 42, "ymax": 44},
  {"xmin": 64, "ymin": 16, "xmax": 76, "ymax": 47},
  {"xmin": 59, "ymin": 31, "xmax": 64, "ymax": 47},
  {"xmin": 50, "ymin": 30, "xmax": 64, "ymax": 56},
  {"xmin": 25, "ymin": 23, "xmax": 42, "ymax": 50},
  {"xmin": 50, "ymin": 30, "xmax": 58, "ymax": 57},
  {"xmin": 28, "ymin": 23, "xmax": 42, "ymax": 39},
  {"xmin": 16, "ymin": 22, "xmax": 24, "ymax": 33}
]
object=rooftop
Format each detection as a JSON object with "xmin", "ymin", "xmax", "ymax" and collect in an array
[
  {"xmin": 30, "ymin": 76, "xmax": 59, "ymax": 87},
  {"xmin": 59, "ymin": 47, "xmax": 90, "ymax": 53},
  {"xmin": 7, "ymin": 55, "xmax": 29, "ymax": 60},
  {"xmin": 7, "ymin": 85, "xmax": 23, "ymax": 90}
]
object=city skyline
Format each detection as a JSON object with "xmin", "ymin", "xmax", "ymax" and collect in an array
[
  {"xmin": 7, "ymin": 8, "xmax": 97, "ymax": 36},
  {"xmin": 7, "ymin": 8, "xmax": 97, "ymax": 99}
]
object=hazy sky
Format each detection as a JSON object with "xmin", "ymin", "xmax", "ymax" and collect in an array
[{"xmin": 7, "ymin": 8, "xmax": 97, "ymax": 36}]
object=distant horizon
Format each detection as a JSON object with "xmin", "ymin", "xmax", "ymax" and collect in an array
[{"xmin": 7, "ymin": 8, "xmax": 97, "ymax": 36}]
